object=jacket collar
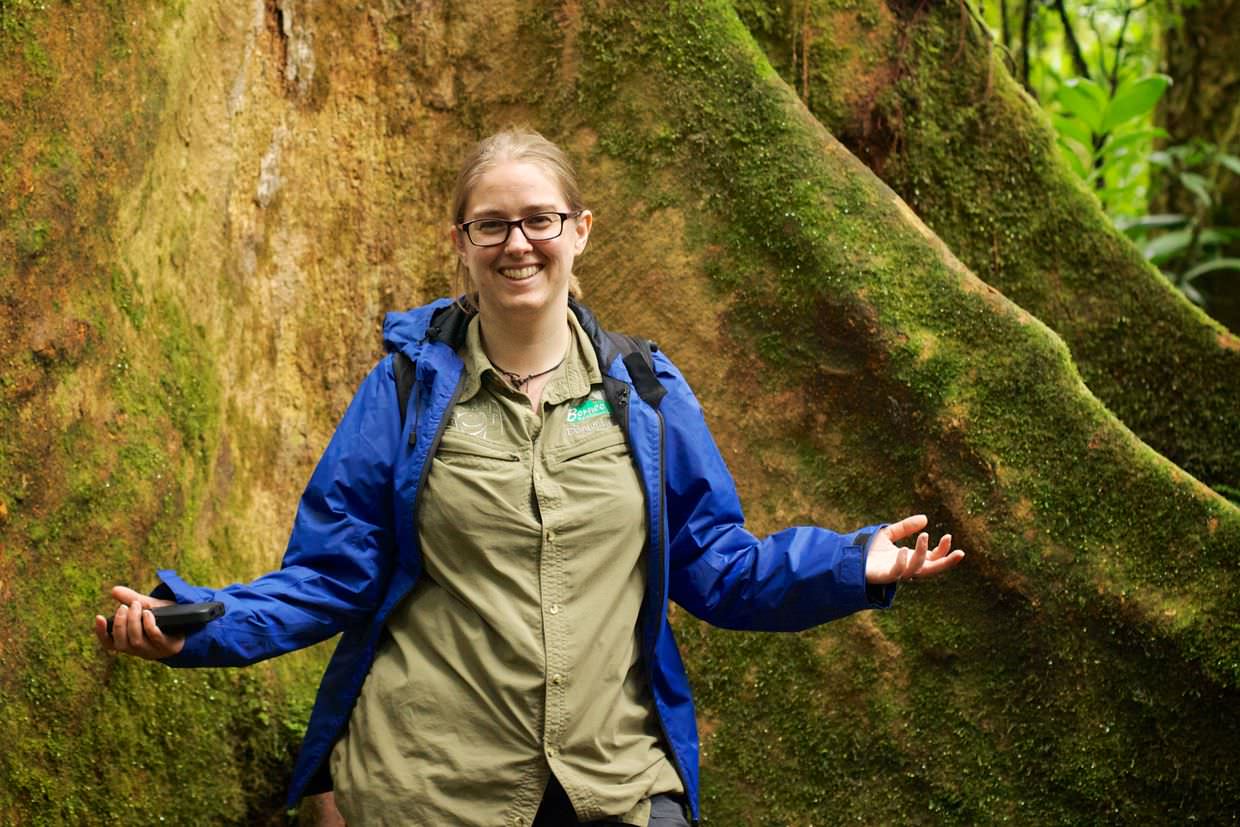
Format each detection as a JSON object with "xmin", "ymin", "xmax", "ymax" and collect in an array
[{"xmin": 397, "ymin": 298, "xmax": 625, "ymax": 378}]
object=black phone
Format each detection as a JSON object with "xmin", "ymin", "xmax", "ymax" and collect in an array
[{"xmin": 106, "ymin": 601, "xmax": 225, "ymax": 637}]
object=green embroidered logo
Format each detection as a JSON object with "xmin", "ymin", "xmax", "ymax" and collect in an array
[{"xmin": 566, "ymin": 397, "xmax": 610, "ymax": 423}]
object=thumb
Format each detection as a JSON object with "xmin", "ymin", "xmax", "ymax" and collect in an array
[
  {"xmin": 882, "ymin": 514, "xmax": 929, "ymax": 544},
  {"xmin": 109, "ymin": 584, "xmax": 152, "ymax": 607}
]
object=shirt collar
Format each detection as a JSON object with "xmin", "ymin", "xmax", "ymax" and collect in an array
[{"xmin": 542, "ymin": 311, "xmax": 601, "ymax": 406}]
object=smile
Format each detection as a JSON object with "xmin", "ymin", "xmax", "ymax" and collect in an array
[{"xmin": 499, "ymin": 265, "xmax": 542, "ymax": 281}]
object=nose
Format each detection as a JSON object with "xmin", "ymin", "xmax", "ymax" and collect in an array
[{"xmin": 503, "ymin": 223, "xmax": 534, "ymax": 254}]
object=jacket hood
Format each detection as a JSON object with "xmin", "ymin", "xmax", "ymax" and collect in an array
[
  {"xmin": 381, "ymin": 298, "xmax": 458, "ymax": 354},
  {"xmin": 381, "ymin": 298, "xmax": 618, "ymax": 367}
]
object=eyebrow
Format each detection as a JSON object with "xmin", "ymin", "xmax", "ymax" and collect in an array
[{"xmin": 466, "ymin": 204, "xmax": 563, "ymax": 220}]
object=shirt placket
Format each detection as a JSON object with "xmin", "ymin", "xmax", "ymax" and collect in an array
[
  {"xmin": 531, "ymin": 406, "xmax": 570, "ymax": 774},
  {"xmin": 498, "ymin": 386, "xmax": 553, "ymax": 827}
]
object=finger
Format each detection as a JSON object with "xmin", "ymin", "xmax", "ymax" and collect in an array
[
  {"xmin": 111, "ymin": 584, "xmax": 167, "ymax": 612},
  {"xmin": 141, "ymin": 609, "xmax": 171, "ymax": 657},
  {"xmin": 142, "ymin": 610, "xmax": 185, "ymax": 658},
  {"xmin": 112, "ymin": 604, "xmax": 130, "ymax": 651},
  {"xmin": 126, "ymin": 599, "xmax": 145, "ymax": 649},
  {"xmin": 904, "ymin": 532, "xmax": 928, "ymax": 578},
  {"xmin": 143, "ymin": 607, "xmax": 179, "ymax": 654},
  {"xmin": 916, "ymin": 549, "xmax": 966, "ymax": 578},
  {"xmin": 94, "ymin": 615, "xmax": 116, "ymax": 651},
  {"xmin": 927, "ymin": 534, "xmax": 952, "ymax": 560},
  {"xmin": 895, "ymin": 544, "xmax": 910, "ymax": 579},
  {"xmin": 882, "ymin": 514, "xmax": 929, "ymax": 543}
]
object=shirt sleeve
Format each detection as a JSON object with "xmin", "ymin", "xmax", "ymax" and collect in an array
[
  {"xmin": 655, "ymin": 352, "xmax": 895, "ymax": 632},
  {"xmin": 156, "ymin": 355, "xmax": 403, "ymax": 667}
]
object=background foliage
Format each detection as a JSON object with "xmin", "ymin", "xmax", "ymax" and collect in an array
[{"xmin": 981, "ymin": 0, "xmax": 1240, "ymax": 321}]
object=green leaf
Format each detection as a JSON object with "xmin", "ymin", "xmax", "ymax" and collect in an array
[
  {"xmin": 1179, "ymin": 172, "xmax": 1212, "ymax": 206},
  {"xmin": 1097, "ymin": 151, "xmax": 1139, "ymax": 179},
  {"xmin": 1148, "ymin": 150, "xmax": 1175, "ymax": 168},
  {"xmin": 1056, "ymin": 139, "xmax": 1089, "ymax": 179},
  {"xmin": 1209, "ymin": 225, "xmax": 1240, "ymax": 242},
  {"xmin": 1056, "ymin": 77, "xmax": 1106, "ymax": 134},
  {"xmin": 1180, "ymin": 281, "xmax": 1206, "ymax": 305},
  {"xmin": 1097, "ymin": 129, "xmax": 1164, "ymax": 159},
  {"xmin": 1114, "ymin": 213, "xmax": 1188, "ymax": 234},
  {"xmin": 1101, "ymin": 74, "xmax": 1171, "ymax": 133},
  {"xmin": 1219, "ymin": 154, "xmax": 1240, "ymax": 176},
  {"xmin": 1143, "ymin": 229, "xmax": 1193, "ymax": 263},
  {"xmin": 1052, "ymin": 113, "xmax": 1093, "ymax": 151},
  {"xmin": 1198, "ymin": 228, "xmax": 1232, "ymax": 247},
  {"xmin": 1183, "ymin": 258, "xmax": 1240, "ymax": 282}
]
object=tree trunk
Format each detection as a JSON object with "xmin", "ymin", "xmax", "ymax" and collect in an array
[
  {"xmin": 734, "ymin": 0, "xmax": 1240, "ymax": 496},
  {"xmin": 1156, "ymin": 0, "xmax": 1240, "ymax": 331},
  {"xmin": 1, "ymin": 0, "xmax": 1237, "ymax": 823}
]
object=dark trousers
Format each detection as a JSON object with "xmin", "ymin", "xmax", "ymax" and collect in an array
[{"xmin": 532, "ymin": 774, "xmax": 691, "ymax": 827}]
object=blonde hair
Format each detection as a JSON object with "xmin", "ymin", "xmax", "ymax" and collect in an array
[{"xmin": 451, "ymin": 129, "xmax": 586, "ymax": 305}]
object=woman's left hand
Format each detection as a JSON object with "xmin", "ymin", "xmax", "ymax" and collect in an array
[{"xmin": 864, "ymin": 514, "xmax": 965, "ymax": 584}]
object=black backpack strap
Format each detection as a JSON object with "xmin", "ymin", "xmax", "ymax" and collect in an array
[
  {"xmin": 393, "ymin": 352, "xmax": 416, "ymax": 427},
  {"xmin": 606, "ymin": 332, "xmax": 667, "ymax": 410}
]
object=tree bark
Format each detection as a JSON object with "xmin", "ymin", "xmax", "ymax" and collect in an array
[
  {"xmin": 735, "ymin": 0, "xmax": 1240, "ymax": 495},
  {"xmin": 1, "ymin": 0, "xmax": 1237, "ymax": 823}
]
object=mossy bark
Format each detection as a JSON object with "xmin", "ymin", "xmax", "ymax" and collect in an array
[
  {"xmin": 2, "ymin": 0, "xmax": 1237, "ymax": 824},
  {"xmin": 0, "ymin": 3, "xmax": 322, "ymax": 824},
  {"xmin": 734, "ymin": 0, "xmax": 1240, "ymax": 495},
  {"xmin": 575, "ymin": 4, "xmax": 1237, "ymax": 820}
]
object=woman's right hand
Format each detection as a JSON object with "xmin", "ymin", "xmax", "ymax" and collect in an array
[{"xmin": 93, "ymin": 585, "xmax": 186, "ymax": 660}]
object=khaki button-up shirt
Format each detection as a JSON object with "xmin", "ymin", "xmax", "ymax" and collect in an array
[{"xmin": 332, "ymin": 312, "xmax": 683, "ymax": 826}]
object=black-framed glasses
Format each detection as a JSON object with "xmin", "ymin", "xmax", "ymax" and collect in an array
[{"xmin": 458, "ymin": 210, "xmax": 583, "ymax": 247}]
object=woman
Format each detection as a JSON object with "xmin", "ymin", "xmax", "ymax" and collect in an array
[{"xmin": 95, "ymin": 129, "xmax": 964, "ymax": 826}]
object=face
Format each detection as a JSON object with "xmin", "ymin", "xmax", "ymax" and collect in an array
[{"xmin": 451, "ymin": 160, "xmax": 592, "ymax": 321}]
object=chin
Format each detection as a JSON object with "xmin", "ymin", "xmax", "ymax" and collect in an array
[{"xmin": 480, "ymin": 276, "xmax": 568, "ymax": 315}]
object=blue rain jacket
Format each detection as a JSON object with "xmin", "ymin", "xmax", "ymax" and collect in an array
[{"xmin": 154, "ymin": 298, "xmax": 894, "ymax": 820}]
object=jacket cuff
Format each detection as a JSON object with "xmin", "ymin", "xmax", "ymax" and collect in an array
[
  {"xmin": 855, "ymin": 525, "xmax": 897, "ymax": 609},
  {"xmin": 152, "ymin": 570, "xmax": 218, "ymax": 667}
]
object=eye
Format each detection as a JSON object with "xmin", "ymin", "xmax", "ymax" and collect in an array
[
  {"xmin": 523, "ymin": 213, "xmax": 556, "ymax": 230},
  {"xmin": 472, "ymin": 219, "xmax": 507, "ymax": 234}
]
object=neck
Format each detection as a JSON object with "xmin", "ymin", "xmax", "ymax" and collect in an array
[{"xmin": 477, "ymin": 303, "xmax": 572, "ymax": 375}]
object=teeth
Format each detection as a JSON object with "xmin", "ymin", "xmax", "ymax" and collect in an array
[{"xmin": 500, "ymin": 265, "xmax": 540, "ymax": 280}]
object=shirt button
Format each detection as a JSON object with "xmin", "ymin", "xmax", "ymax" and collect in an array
[
  {"xmin": 545, "ymin": 529, "xmax": 554, "ymax": 542},
  {"xmin": 548, "ymin": 604, "xmax": 560, "ymax": 615},
  {"xmin": 551, "ymin": 673, "xmax": 563, "ymax": 685},
  {"xmin": 545, "ymin": 746, "xmax": 556, "ymax": 757}
]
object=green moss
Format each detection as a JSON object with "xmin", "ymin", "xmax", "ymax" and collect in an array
[
  {"xmin": 569, "ymin": 0, "xmax": 1240, "ymax": 820},
  {"xmin": 814, "ymin": 1, "xmax": 1237, "ymax": 493},
  {"xmin": 15, "ymin": 218, "xmax": 51, "ymax": 260},
  {"xmin": 110, "ymin": 265, "xmax": 146, "ymax": 329},
  {"xmin": 0, "ymin": 3, "xmax": 317, "ymax": 823}
]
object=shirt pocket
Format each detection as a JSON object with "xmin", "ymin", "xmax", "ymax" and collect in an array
[
  {"xmin": 433, "ymin": 431, "xmax": 521, "ymax": 469},
  {"xmin": 548, "ymin": 428, "xmax": 629, "ymax": 469}
]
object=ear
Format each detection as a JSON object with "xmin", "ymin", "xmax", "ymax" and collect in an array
[
  {"xmin": 572, "ymin": 209, "xmax": 593, "ymax": 255},
  {"xmin": 450, "ymin": 224, "xmax": 468, "ymax": 258}
]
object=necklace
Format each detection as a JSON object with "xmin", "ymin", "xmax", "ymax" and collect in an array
[{"xmin": 491, "ymin": 356, "xmax": 565, "ymax": 390}]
